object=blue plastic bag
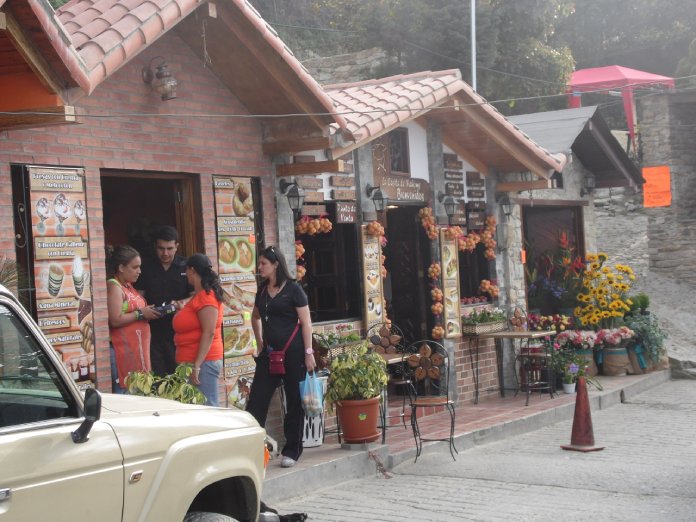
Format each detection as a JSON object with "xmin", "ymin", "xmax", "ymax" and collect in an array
[{"xmin": 300, "ymin": 371, "xmax": 324, "ymax": 417}]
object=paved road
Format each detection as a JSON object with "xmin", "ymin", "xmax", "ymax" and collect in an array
[{"xmin": 276, "ymin": 379, "xmax": 696, "ymax": 521}]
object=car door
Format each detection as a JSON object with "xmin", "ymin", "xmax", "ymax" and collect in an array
[{"xmin": 0, "ymin": 301, "xmax": 123, "ymax": 521}]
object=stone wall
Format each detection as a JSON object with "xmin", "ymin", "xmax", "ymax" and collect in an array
[{"xmin": 639, "ymin": 93, "xmax": 696, "ymax": 286}]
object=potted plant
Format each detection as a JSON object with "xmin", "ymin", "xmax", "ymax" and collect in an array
[
  {"xmin": 461, "ymin": 306, "xmax": 507, "ymax": 335},
  {"xmin": 325, "ymin": 342, "xmax": 388, "ymax": 444},
  {"xmin": 125, "ymin": 364, "xmax": 207, "ymax": 404}
]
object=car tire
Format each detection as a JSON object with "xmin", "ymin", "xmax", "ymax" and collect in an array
[{"xmin": 184, "ymin": 512, "xmax": 239, "ymax": 522}]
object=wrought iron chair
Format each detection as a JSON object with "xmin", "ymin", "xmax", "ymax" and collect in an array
[
  {"xmin": 404, "ymin": 340, "xmax": 457, "ymax": 461},
  {"xmin": 366, "ymin": 322, "xmax": 410, "ymax": 442}
]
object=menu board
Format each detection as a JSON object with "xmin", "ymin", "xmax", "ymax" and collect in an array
[
  {"xmin": 440, "ymin": 229, "xmax": 462, "ymax": 338},
  {"xmin": 29, "ymin": 166, "xmax": 94, "ymax": 389},
  {"xmin": 213, "ymin": 176, "xmax": 257, "ymax": 409},
  {"xmin": 361, "ymin": 225, "xmax": 386, "ymax": 331}
]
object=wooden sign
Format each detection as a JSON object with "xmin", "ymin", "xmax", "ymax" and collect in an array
[
  {"xmin": 445, "ymin": 182, "xmax": 464, "ymax": 197},
  {"xmin": 468, "ymin": 217, "xmax": 485, "ymax": 229},
  {"xmin": 330, "ymin": 175, "xmax": 354, "ymax": 187},
  {"xmin": 296, "ymin": 177, "xmax": 323, "ymax": 190},
  {"xmin": 443, "ymin": 153, "xmax": 463, "ymax": 170},
  {"xmin": 467, "ymin": 189, "xmax": 485, "ymax": 199},
  {"xmin": 303, "ymin": 191, "xmax": 325, "ymax": 203},
  {"xmin": 466, "ymin": 211, "xmax": 485, "ymax": 220},
  {"xmin": 378, "ymin": 175, "xmax": 429, "ymax": 203},
  {"xmin": 336, "ymin": 202, "xmax": 357, "ymax": 223},
  {"xmin": 465, "ymin": 200, "xmax": 486, "ymax": 211},
  {"xmin": 450, "ymin": 204, "xmax": 467, "ymax": 226},
  {"xmin": 440, "ymin": 229, "xmax": 462, "ymax": 338},
  {"xmin": 466, "ymin": 171, "xmax": 485, "ymax": 187},
  {"xmin": 331, "ymin": 189, "xmax": 356, "ymax": 201},
  {"xmin": 445, "ymin": 170, "xmax": 464, "ymax": 180},
  {"xmin": 301, "ymin": 204, "xmax": 326, "ymax": 216}
]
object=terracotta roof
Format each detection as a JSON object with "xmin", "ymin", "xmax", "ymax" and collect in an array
[
  {"xmin": 326, "ymin": 70, "xmax": 567, "ymax": 178},
  {"xmin": 15, "ymin": 0, "xmax": 346, "ymax": 129}
]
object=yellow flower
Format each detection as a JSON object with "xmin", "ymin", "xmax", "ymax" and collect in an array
[
  {"xmin": 617, "ymin": 275, "xmax": 624, "ymax": 281},
  {"xmin": 590, "ymin": 262, "xmax": 600, "ymax": 270},
  {"xmin": 602, "ymin": 311, "xmax": 611, "ymax": 318},
  {"xmin": 601, "ymin": 267, "xmax": 610, "ymax": 274},
  {"xmin": 586, "ymin": 253, "xmax": 598, "ymax": 262},
  {"xmin": 626, "ymin": 299, "xmax": 633, "ymax": 306},
  {"xmin": 611, "ymin": 293, "xmax": 620, "ymax": 300},
  {"xmin": 598, "ymin": 253, "xmax": 608, "ymax": 261},
  {"xmin": 599, "ymin": 299, "xmax": 608, "ymax": 308},
  {"xmin": 629, "ymin": 275, "xmax": 636, "ymax": 281}
]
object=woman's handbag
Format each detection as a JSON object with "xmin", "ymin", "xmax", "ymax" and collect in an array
[
  {"xmin": 300, "ymin": 371, "xmax": 324, "ymax": 417},
  {"xmin": 268, "ymin": 322, "xmax": 300, "ymax": 376}
]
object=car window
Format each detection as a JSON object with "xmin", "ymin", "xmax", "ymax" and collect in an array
[{"xmin": 0, "ymin": 303, "xmax": 78, "ymax": 428}]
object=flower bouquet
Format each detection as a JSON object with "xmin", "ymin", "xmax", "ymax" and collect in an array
[{"xmin": 527, "ymin": 313, "xmax": 574, "ymax": 333}]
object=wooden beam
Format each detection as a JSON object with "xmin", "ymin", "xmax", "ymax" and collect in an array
[
  {"xmin": 515, "ymin": 197, "xmax": 589, "ymax": 208},
  {"xmin": 0, "ymin": 105, "xmax": 77, "ymax": 131},
  {"xmin": 277, "ymin": 159, "xmax": 349, "ymax": 177},
  {"xmin": 495, "ymin": 179, "xmax": 555, "ymax": 192},
  {"xmin": 0, "ymin": 12, "xmax": 66, "ymax": 96},
  {"xmin": 262, "ymin": 135, "xmax": 332, "ymax": 155}
]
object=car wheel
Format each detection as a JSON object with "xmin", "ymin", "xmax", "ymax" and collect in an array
[{"xmin": 184, "ymin": 512, "xmax": 239, "ymax": 522}]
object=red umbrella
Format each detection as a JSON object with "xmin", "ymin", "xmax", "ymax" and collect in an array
[{"xmin": 567, "ymin": 65, "xmax": 675, "ymax": 150}]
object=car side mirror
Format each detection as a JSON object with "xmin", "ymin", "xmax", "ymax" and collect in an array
[{"xmin": 71, "ymin": 388, "xmax": 102, "ymax": 444}]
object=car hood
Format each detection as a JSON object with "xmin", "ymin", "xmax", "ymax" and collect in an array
[{"xmin": 100, "ymin": 394, "xmax": 264, "ymax": 459}]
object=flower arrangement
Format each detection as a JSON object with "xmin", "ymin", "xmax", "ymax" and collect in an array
[
  {"xmin": 595, "ymin": 326, "xmax": 635, "ymax": 346},
  {"xmin": 461, "ymin": 306, "xmax": 506, "ymax": 325},
  {"xmin": 574, "ymin": 253, "xmax": 635, "ymax": 328},
  {"xmin": 527, "ymin": 313, "xmax": 573, "ymax": 333},
  {"xmin": 555, "ymin": 329, "xmax": 597, "ymax": 350}
]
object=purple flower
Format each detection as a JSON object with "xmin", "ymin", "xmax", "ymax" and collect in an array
[{"xmin": 569, "ymin": 363, "xmax": 579, "ymax": 374}]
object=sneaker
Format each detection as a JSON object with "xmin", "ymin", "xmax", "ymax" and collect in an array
[{"xmin": 280, "ymin": 456, "xmax": 296, "ymax": 468}]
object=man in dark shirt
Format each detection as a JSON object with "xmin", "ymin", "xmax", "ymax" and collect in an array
[{"xmin": 135, "ymin": 226, "xmax": 191, "ymax": 376}]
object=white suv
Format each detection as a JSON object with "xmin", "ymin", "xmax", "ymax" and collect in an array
[{"xmin": 0, "ymin": 285, "xmax": 266, "ymax": 521}]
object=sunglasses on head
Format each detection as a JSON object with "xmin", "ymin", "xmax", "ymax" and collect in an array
[{"xmin": 264, "ymin": 246, "xmax": 278, "ymax": 262}]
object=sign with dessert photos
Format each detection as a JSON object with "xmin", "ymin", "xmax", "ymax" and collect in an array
[
  {"xmin": 28, "ymin": 166, "xmax": 95, "ymax": 388},
  {"xmin": 212, "ymin": 176, "xmax": 258, "ymax": 405},
  {"xmin": 440, "ymin": 229, "xmax": 462, "ymax": 338},
  {"xmin": 361, "ymin": 225, "xmax": 386, "ymax": 332}
]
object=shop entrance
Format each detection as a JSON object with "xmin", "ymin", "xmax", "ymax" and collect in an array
[
  {"xmin": 101, "ymin": 172, "xmax": 202, "ymax": 260},
  {"xmin": 384, "ymin": 205, "xmax": 429, "ymax": 343}
]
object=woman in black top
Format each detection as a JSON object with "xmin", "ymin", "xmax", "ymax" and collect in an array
[{"xmin": 246, "ymin": 245, "xmax": 315, "ymax": 468}]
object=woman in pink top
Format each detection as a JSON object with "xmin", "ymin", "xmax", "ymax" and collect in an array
[{"xmin": 173, "ymin": 253, "xmax": 224, "ymax": 406}]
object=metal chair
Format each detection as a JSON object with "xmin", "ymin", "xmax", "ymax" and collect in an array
[
  {"xmin": 366, "ymin": 322, "xmax": 410, "ymax": 442},
  {"xmin": 404, "ymin": 340, "xmax": 458, "ymax": 461}
]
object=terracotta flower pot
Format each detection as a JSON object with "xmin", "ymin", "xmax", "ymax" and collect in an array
[{"xmin": 336, "ymin": 396, "xmax": 381, "ymax": 444}]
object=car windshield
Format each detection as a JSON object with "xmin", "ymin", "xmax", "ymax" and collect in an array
[{"xmin": 0, "ymin": 302, "xmax": 77, "ymax": 428}]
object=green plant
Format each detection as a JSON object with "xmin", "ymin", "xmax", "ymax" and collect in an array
[
  {"xmin": 461, "ymin": 306, "xmax": 506, "ymax": 325},
  {"xmin": 628, "ymin": 292, "xmax": 650, "ymax": 313},
  {"xmin": 325, "ymin": 342, "xmax": 388, "ymax": 410},
  {"xmin": 125, "ymin": 364, "xmax": 207, "ymax": 404},
  {"xmin": 624, "ymin": 312, "xmax": 666, "ymax": 364}
]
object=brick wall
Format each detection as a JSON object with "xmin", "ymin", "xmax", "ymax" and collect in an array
[{"xmin": 0, "ymin": 34, "xmax": 277, "ymax": 392}]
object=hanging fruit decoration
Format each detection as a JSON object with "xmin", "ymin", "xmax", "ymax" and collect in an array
[
  {"xmin": 295, "ymin": 216, "xmax": 333, "ymax": 236},
  {"xmin": 444, "ymin": 226, "xmax": 464, "ymax": 241},
  {"xmin": 418, "ymin": 207, "xmax": 439, "ymax": 240},
  {"xmin": 457, "ymin": 214, "xmax": 497, "ymax": 260},
  {"xmin": 294, "ymin": 240, "xmax": 306, "ymax": 280},
  {"xmin": 479, "ymin": 279, "xmax": 500, "ymax": 299}
]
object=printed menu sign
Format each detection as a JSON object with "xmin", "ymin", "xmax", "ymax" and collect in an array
[
  {"xmin": 440, "ymin": 229, "xmax": 462, "ymax": 338},
  {"xmin": 361, "ymin": 225, "xmax": 386, "ymax": 331},
  {"xmin": 213, "ymin": 176, "xmax": 257, "ymax": 409},
  {"xmin": 28, "ymin": 166, "xmax": 94, "ymax": 389}
]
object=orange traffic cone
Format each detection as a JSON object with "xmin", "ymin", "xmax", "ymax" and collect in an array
[{"xmin": 561, "ymin": 376, "xmax": 605, "ymax": 452}]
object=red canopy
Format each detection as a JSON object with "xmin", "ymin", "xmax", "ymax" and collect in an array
[{"xmin": 567, "ymin": 66, "xmax": 675, "ymax": 150}]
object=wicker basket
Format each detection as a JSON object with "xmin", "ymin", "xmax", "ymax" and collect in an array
[{"xmin": 461, "ymin": 320, "xmax": 507, "ymax": 335}]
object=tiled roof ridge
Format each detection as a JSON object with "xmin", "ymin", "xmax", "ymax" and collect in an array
[{"xmin": 325, "ymin": 69, "xmax": 462, "ymax": 90}]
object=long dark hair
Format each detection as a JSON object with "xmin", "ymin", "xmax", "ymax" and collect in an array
[
  {"xmin": 260, "ymin": 245, "xmax": 294, "ymax": 289},
  {"xmin": 107, "ymin": 245, "xmax": 140, "ymax": 279},
  {"xmin": 187, "ymin": 253, "xmax": 223, "ymax": 302}
]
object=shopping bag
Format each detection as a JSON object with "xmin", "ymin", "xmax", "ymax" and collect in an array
[{"xmin": 300, "ymin": 371, "xmax": 324, "ymax": 417}]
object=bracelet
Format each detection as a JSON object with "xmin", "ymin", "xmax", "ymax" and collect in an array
[
  {"xmin": 305, "ymin": 348, "xmax": 314, "ymax": 355},
  {"xmin": 134, "ymin": 309, "xmax": 143, "ymax": 321},
  {"xmin": 193, "ymin": 367, "xmax": 200, "ymax": 373}
]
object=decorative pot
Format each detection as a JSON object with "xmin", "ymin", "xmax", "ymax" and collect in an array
[
  {"xmin": 603, "ymin": 343, "xmax": 631, "ymax": 376},
  {"xmin": 335, "ymin": 396, "xmax": 381, "ymax": 444},
  {"xmin": 562, "ymin": 382, "xmax": 576, "ymax": 394}
]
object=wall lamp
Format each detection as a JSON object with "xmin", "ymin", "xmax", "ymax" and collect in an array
[
  {"xmin": 366, "ymin": 184, "xmax": 386, "ymax": 212},
  {"xmin": 437, "ymin": 191, "xmax": 457, "ymax": 225},
  {"xmin": 580, "ymin": 175, "xmax": 596, "ymax": 197},
  {"xmin": 142, "ymin": 56, "xmax": 178, "ymax": 101},
  {"xmin": 279, "ymin": 179, "xmax": 305, "ymax": 221},
  {"xmin": 497, "ymin": 194, "xmax": 514, "ymax": 218}
]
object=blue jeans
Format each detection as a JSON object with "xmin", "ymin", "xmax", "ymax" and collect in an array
[
  {"xmin": 197, "ymin": 359, "xmax": 223, "ymax": 406},
  {"xmin": 110, "ymin": 344, "xmax": 127, "ymax": 394}
]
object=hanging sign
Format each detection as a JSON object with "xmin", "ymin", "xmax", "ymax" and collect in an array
[
  {"xmin": 361, "ymin": 225, "xmax": 386, "ymax": 332},
  {"xmin": 28, "ymin": 166, "xmax": 95, "ymax": 389},
  {"xmin": 440, "ymin": 229, "xmax": 462, "ymax": 338},
  {"xmin": 336, "ymin": 202, "xmax": 357, "ymax": 223},
  {"xmin": 213, "ymin": 176, "xmax": 258, "ymax": 409}
]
